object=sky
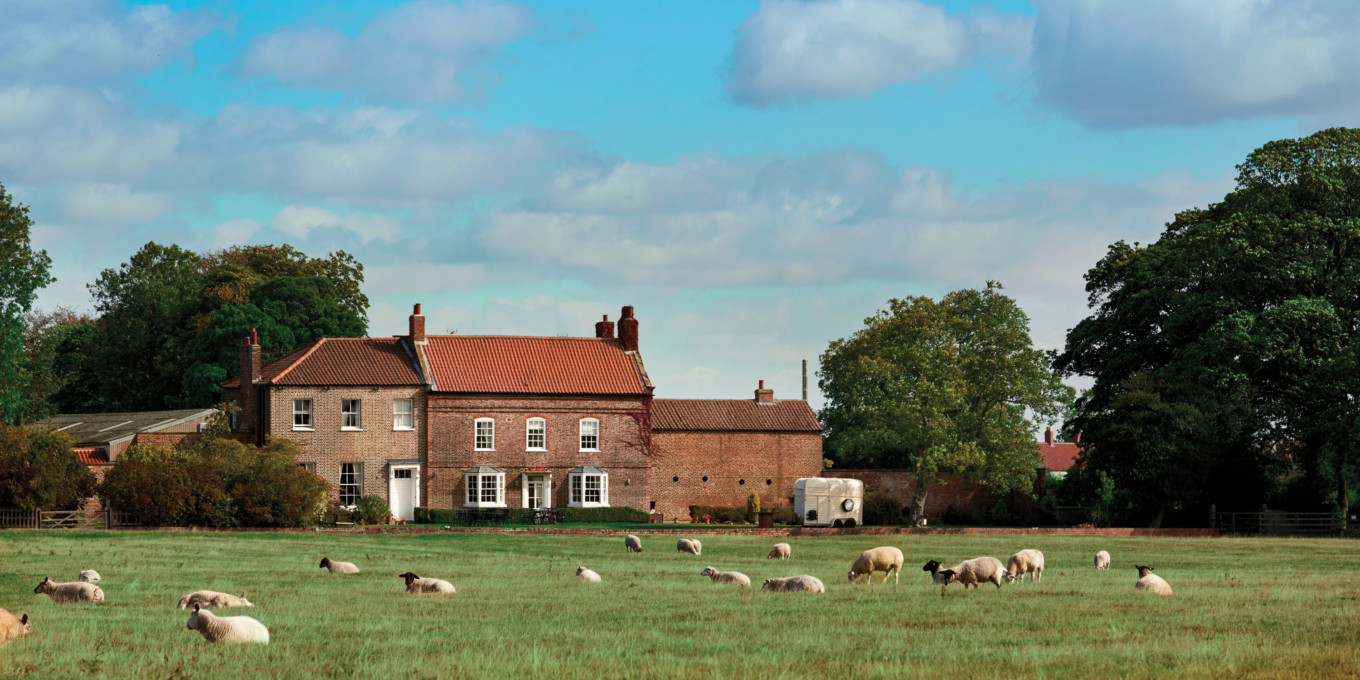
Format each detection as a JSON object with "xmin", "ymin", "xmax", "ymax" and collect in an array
[{"xmin": 5, "ymin": 0, "xmax": 1357, "ymax": 410}]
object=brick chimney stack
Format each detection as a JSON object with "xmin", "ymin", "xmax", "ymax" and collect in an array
[
  {"xmin": 755, "ymin": 379, "xmax": 774, "ymax": 404},
  {"xmin": 409, "ymin": 303, "xmax": 426, "ymax": 344},
  {"xmin": 238, "ymin": 328, "xmax": 262, "ymax": 437},
  {"xmin": 618, "ymin": 306, "xmax": 639, "ymax": 352},
  {"xmin": 595, "ymin": 314, "xmax": 615, "ymax": 339},
  {"xmin": 1044, "ymin": 426, "xmax": 1056, "ymax": 445}
]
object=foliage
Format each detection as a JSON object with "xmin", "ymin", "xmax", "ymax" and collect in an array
[
  {"xmin": 0, "ymin": 184, "xmax": 55, "ymax": 425},
  {"xmin": 820, "ymin": 282, "xmax": 1072, "ymax": 524},
  {"xmin": 746, "ymin": 490, "xmax": 761, "ymax": 522},
  {"xmin": 0, "ymin": 425, "xmax": 95, "ymax": 511},
  {"xmin": 19, "ymin": 308, "xmax": 94, "ymax": 421},
  {"xmin": 861, "ymin": 490, "xmax": 903, "ymax": 526},
  {"xmin": 556, "ymin": 506, "xmax": 650, "ymax": 523},
  {"xmin": 357, "ymin": 495, "xmax": 390, "ymax": 525},
  {"xmin": 989, "ymin": 499, "xmax": 1011, "ymax": 525},
  {"xmin": 688, "ymin": 505, "xmax": 750, "ymax": 523},
  {"xmin": 938, "ymin": 503, "xmax": 987, "ymax": 526}
]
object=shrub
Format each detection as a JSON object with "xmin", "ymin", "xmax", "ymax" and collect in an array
[
  {"xmin": 0, "ymin": 425, "xmax": 96, "ymax": 511},
  {"xmin": 414, "ymin": 507, "xmax": 456, "ymax": 524},
  {"xmin": 746, "ymin": 490, "xmax": 761, "ymax": 522},
  {"xmin": 770, "ymin": 505, "xmax": 796, "ymax": 524},
  {"xmin": 356, "ymin": 495, "xmax": 389, "ymax": 525},
  {"xmin": 862, "ymin": 490, "xmax": 904, "ymax": 526},
  {"xmin": 322, "ymin": 501, "xmax": 357, "ymax": 525},
  {"xmin": 688, "ymin": 505, "xmax": 749, "ymax": 523},
  {"xmin": 558, "ymin": 506, "xmax": 650, "ymax": 523},
  {"xmin": 938, "ymin": 503, "xmax": 987, "ymax": 526},
  {"xmin": 989, "ymin": 499, "xmax": 1011, "ymax": 525}
]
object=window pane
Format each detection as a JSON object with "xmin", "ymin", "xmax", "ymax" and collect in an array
[
  {"xmin": 342, "ymin": 400, "xmax": 361, "ymax": 429},
  {"xmin": 467, "ymin": 475, "xmax": 478, "ymax": 504},
  {"xmin": 481, "ymin": 475, "xmax": 498, "ymax": 503},
  {"xmin": 475, "ymin": 420, "xmax": 494, "ymax": 449},
  {"xmin": 340, "ymin": 463, "xmax": 360, "ymax": 506},
  {"xmin": 571, "ymin": 475, "xmax": 582, "ymax": 503},
  {"xmin": 393, "ymin": 399, "xmax": 413, "ymax": 429},
  {"xmin": 580, "ymin": 420, "xmax": 599, "ymax": 450},
  {"xmin": 293, "ymin": 399, "xmax": 312, "ymax": 428},
  {"xmin": 585, "ymin": 474, "xmax": 601, "ymax": 503},
  {"xmin": 527, "ymin": 418, "xmax": 545, "ymax": 449}
]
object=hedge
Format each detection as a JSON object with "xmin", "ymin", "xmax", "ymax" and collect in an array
[{"xmin": 688, "ymin": 505, "xmax": 752, "ymax": 524}]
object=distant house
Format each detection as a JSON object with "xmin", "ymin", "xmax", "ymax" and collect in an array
[{"xmin": 1038, "ymin": 426, "xmax": 1080, "ymax": 480}]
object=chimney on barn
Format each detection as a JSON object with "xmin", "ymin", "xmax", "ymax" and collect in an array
[
  {"xmin": 618, "ymin": 306, "xmax": 639, "ymax": 352},
  {"xmin": 1074, "ymin": 432, "xmax": 1081, "ymax": 444},
  {"xmin": 755, "ymin": 379, "xmax": 774, "ymax": 404},
  {"xmin": 1044, "ymin": 426, "xmax": 1056, "ymax": 445},
  {"xmin": 595, "ymin": 314, "xmax": 615, "ymax": 339},
  {"xmin": 409, "ymin": 303, "xmax": 426, "ymax": 345},
  {"xmin": 238, "ymin": 328, "xmax": 262, "ymax": 437}
]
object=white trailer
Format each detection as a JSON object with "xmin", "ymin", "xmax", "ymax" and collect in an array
[{"xmin": 794, "ymin": 478, "xmax": 864, "ymax": 528}]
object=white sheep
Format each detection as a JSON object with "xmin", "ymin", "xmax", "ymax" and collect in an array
[
  {"xmin": 1003, "ymin": 549, "xmax": 1045, "ymax": 584},
  {"xmin": 78, "ymin": 570, "xmax": 101, "ymax": 583},
  {"xmin": 625, "ymin": 535, "xmax": 643, "ymax": 553},
  {"xmin": 32, "ymin": 577, "xmax": 103, "ymax": 603},
  {"xmin": 576, "ymin": 567, "xmax": 602, "ymax": 583},
  {"xmin": 185, "ymin": 603, "xmax": 269, "ymax": 644},
  {"xmin": 760, "ymin": 575, "xmax": 826, "ymax": 593},
  {"xmin": 398, "ymin": 572, "xmax": 456, "ymax": 594},
  {"xmin": 0, "ymin": 608, "xmax": 31, "ymax": 643},
  {"xmin": 319, "ymin": 557, "xmax": 360, "ymax": 573},
  {"xmin": 676, "ymin": 538, "xmax": 702, "ymax": 556},
  {"xmin": 848, "ymin": 546, "xmax": 904, "ymax": 585},
  {"xmin": 177, "ymin": 590, "xmax": 254, "ymax": 609},
  {"xmin": 700, "ymin": 567, "xmax": 751, "ymax": 587},
  {"xmin": 1134, "ymin": 566, "xmax": 1173, "ymax": 596},
  {"xmin": 1094, "ymin": 551, "xmax": 1111, "ymax": 570},
  {"xmin": 922, "ymin": 558, "xmax": 1006, "ymax": 589},
  {"xmin": 767, "ymin": 543, "xmax": 791, "ymax": 560}
]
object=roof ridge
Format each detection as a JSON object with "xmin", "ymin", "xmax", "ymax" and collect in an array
[
  {"xmin": 269, "ymin": 338, "xmax": 326, "ymax": 384},
  {"xmin": 428, "ymin": 335, "xmax": 613, "ymax": 341}
]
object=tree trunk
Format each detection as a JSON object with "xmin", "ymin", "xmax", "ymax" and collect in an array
[
  {"xmin": 909, "ymin": 464, "xmax": 934, "ymax": 525},
  {"xmin": 1149, "ymin": 505, "xmax": 1165, "ymax": 528}
]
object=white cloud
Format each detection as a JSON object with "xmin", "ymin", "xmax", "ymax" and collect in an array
[
  {"xmin": 269, "ymin": 205, "xmax": 402, "ymax": 244},
  {"xmin": 59, "ymin": 183, "xmax": 173, "ymax": 224}
]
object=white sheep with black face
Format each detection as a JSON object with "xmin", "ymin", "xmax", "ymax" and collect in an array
[
  {"xmin": 185, "ymin": 603, "xmax": 269, "ymax": 644},
  {"xmin": 320, "ymin": 557, "xmax": 360, "ymax": 573},
  {"xmin": 399, "ymin": 572, "xmax": 456, "ymax": 594},
  {"xmin": 1134, "ymin": 566, "xmax": 1173, "ymax": 596},
  {"xmin": 922, "ymin": 558, "xmax": 1006, "ymax": 590},
  {"xmin": 576, "ymin": 567, "xmax": 601, "ymax": 583}
]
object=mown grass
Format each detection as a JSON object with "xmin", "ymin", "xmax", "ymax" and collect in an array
[{"xmin": 0, "ymin": 530, "xmax": 1357, "ymax": 679}]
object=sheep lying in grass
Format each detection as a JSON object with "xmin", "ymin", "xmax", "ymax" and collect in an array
[
  {"xmin": 922, "ymin": 558, "xmax": 1006, "ymax": 590},
  {"xmin": 177, "ymin": 591, "xmax": 254, "ymax": 609},
  {"xmin": 700, "ymin": 567, "xmax": 751, "ymax": 587},
  {"xmin": 0, "ymin": 608, "xmax": 31, "ymax": 643},
  {"xmin": 767, "ymin": 543, "xmax": 791, "ymax": 560},
  {"xmin": 1094, "ymin": 551, "xmax": 1111, "ymax": 570},
  {"xmin": 319, "ymin": 557, "xmax": 360, "ymax": 573},
  {"xmin": 576, "ymin": 567, "xmax": 601, "ymax": 583},
  {"xmin": 676, "ymin": 539, "xmax": 702, "ymax": 556},
  {"xmin": 1134, "ymin": 566, "xmax": 1173, "ymax": 596},
  {"xmin": 78, "ymin": 570, "xmax": 101, "ymax": 583},
  {"xmin": 185, "ymin": 603, "xmax": 269, "ymax": 644},
  {"xmin": 625, "ymin": 535, "xmax": 642, "ymax": 553},
  {"xmin": 1003, "ymin": 549, "xmax": 1045, "ymax": 584},
  {"xmin": 32, "ymin": 577, "xmax": 103, "ymax": 603},
  {"xmin": 398, "ymin": 572, "xmax": 456, "ymax": 594},
  {"xmin": 848, "ymin": 546, "xmax": 904, "ymax": 585},
  {"xmin": 761, "ymin": 575, "xmax": 825, "ymax": 593}
]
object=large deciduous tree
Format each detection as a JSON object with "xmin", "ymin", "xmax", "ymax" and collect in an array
[
  {"xmin": 0, "ymin": 184, "xmax": 55, "ymax": 425},
  {"xmin": 819, "ymin": 283, "xmax": 1072, "ymax": 524}
]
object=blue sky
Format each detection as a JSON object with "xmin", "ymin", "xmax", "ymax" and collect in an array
[{"xmin": 6, "ymin": 0, "xmax": 1357, "ymax": 409}]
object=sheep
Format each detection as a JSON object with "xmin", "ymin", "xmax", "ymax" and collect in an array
[
  {"xmin": 922, "ymin": 558, "xmax": 1006, "ymax": 589},
  {"xmin": 700, "ymin": 567, "xmax": 751, "ymax": 587},
  {"xmin": 760, "ymin": 575, "xmax": 826, "ymax": 593},
  {"xmin": 32, "ymin": 577, "xmax": 103, "ymax": 603},
  {"xmin": 398, "ymin": 572, "xmax": 456, "ymax": 594},
  {"xmin": 625, "ymin": 535, "xmax": 643, "ymax": 553},
  {"xmin": 576, "ymin": 567, "xmax": 602, "ymax": 583},
  {"xmin": 848, "ymin": 546, "xmax": 904, "ymax": 585},
  {"xmin": 767, "ymin": 543, "xmax": 791, "ymax": 560},
  {"xmin": 319, "ymin": 557, "xmax": 360, "ymax": 574},
  {"xmin": 1003, "ymin": 549, "xmax": 1045, "ymax": 584},
  {"xmin": 676, "ymin": 538, "xmax": 702, "ymax": 556},
  {"xmin": 78, "ymin": 570, "xmax": 101, "ymax": 583},
  {"xmin": 185, "ymin": 603, "xmax": 269, "ymax": 644},
  {"xmin": 1094, "ymin": 551, "xmax": 1111, "ymax": 570},
  {"xmin": 0, "ymin": 608, "xmax": 31, "ymax": 643},
  {"xmin": 1134, "ymin": 566, "xmax": 1173, "ymax": 596},
  {"xmin": 177, "ymin": 590, "xmax": 254, "ymax": 609}
]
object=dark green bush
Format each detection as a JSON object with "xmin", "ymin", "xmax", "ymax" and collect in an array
[
  {"xmin": 415, "ymin": 507, "xmax": 456, "ymax": 524},
  {"xmin": 938, "ymin": 503, "xmax": 987, "ymax": 526},
  {"xmin": 688, "ymin": 505, "xmax": 749, "ymax": 523},
  {"xmin": 989, "ymin": 499, "xmax": 1011, "ymax": 525},
  {"xmin": 862, "ymin": 490, "xmax": 904, "ymax": 526},
  {"xmin": 357, "ymin": 495, "xmax": 389, "ymax": 525},
  {"xmin": 558, "ymin": 506, "xmax": 650, "ymax": 523},
  {"xmin": 771, "ymin": 506, "xmax": 796, "ymax": 524}
]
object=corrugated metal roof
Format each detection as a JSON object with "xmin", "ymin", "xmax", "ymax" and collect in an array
[
  {"xmin": 28, "ymin": 409, "xmax": 215, "ymax": 446},
  {"xmin": 652, "ymin": 399, "xmax": 822, "ymax": 432},
  {"xmin": 423, "ymin": 336, "xmax": 650, "ymax": 395},
  {"xmin": 222, "ymin": 338, "xmax": 424, "ymax": 388}
]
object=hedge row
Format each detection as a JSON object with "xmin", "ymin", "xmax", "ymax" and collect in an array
[{"xmin": 414, "ymin": 506, "xmax": 650, "ymax": 524}]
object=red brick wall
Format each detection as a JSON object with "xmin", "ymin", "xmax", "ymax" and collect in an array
[
  {"xmin": 650, "ymin": 430, "xmax": 823, "ymax": 521},
  {"xmin": 823, "ymin": 469, "xmax": 997, "ymax": 520},
  {"xmin": 426, "ymin": 395, "xmax": 651, "ymax": 511}
]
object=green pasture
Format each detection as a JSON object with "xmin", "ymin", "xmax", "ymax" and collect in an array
[{"xmin": 0, "ymin": 531, "xmax": 1356, "ymax": 679}]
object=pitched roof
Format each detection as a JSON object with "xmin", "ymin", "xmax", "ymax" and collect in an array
[
  {"xmin": 422, "ymin": 336, "xmax": 651, "ymax": 395},
  {"xmin": 652, "ymin": 399, "xmax": 823, "ymax": 432},
  {"xmin": 1038, "ymin": 442, "xmax": 1080, "ymax": 472},
  {"xmin": 222, "ymin": 338, "xmax": 424, "ymax": 388},
  {"xmin": 73, "ymin": 447, "xmax": 109, "ymax": 465},
  {"xmin": 28, "ymin": 409, "xmax": 216, "ymax": 446}
]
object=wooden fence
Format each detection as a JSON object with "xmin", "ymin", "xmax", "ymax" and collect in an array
[
  {"xmin": 1212, "ymin": 510, "xmax": 1342, "ymax": 535},
  {"xmin": 0, "ymin": 509, "xmax": 140, "ymax": 530},
  {"xmin": 0, "ymin": 509, "xmax": 39, "ymax": 529}
]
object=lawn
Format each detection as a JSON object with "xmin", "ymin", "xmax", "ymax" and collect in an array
[{"xmin": 0, "ymin": 530, "xmax": 1357, "ymax": 679}]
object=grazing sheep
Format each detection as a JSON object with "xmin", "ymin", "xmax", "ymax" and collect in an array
[
  {"xmin": 1094, "ymin": 551, "xmax": 1111, "ymax": 570},
  {"xmin": 760, "ymin": 575, "xmax": 826, "ymax": 593},
  {"xmin": 848, "ymin": 546, "xmax": 904, "ymax": 585},
  {"xmin": 1003, "ymin": 549, "xmax": 1045, "ymax": 584},
  {"xmin": 767, "ymin": 543, "xmax": 791, "ymax": 560},
  {"xmin": 676, "ymin": 539, "xmax": 702, "ymax": 556},
  {"xmin": 922, "ymin": 558, "xmax": 1006, "ymax": 590},
  {"xmin": 177, "ymin": 590, "xmax": 254, "ymax": 609},
  {"xmin": 185, "ymin": 603, "xmax": 269, "ymax": 644},
  {"xmin": 0, "ymin": 608, "xmax": 31, "ymax": 643},
  {"xmin": 576, "ymin": 567, "xmax": 602, "ymax": 583},
  {"xmin": 398, "ymin": 572, "xmax": 456, "ymax": 594},
  {"xmin": 32, "ymin": 577, "xmax": 103, "ymax": 603},
  {"xmin": 1134, "ymin": 566, "xmax": 1173, "ymax": 596},
  {"xmin": 319, "ymin": 557, "xmax": 360, "ymax": 574},
  {"xmin": 700, "ymin": 567, "xmax": 751, "ymax": 587},
  {"xmin": 78, "ymin": 570, "xmax": 101, "ymax": 583},
  {"xmin": 625, "ymin": 535, "xmax": 643, "ymax": 553}
]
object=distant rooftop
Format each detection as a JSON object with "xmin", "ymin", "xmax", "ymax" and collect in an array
[{"xmin": 28, "ymin": 408, "xmax": 217, "ymax": 446}]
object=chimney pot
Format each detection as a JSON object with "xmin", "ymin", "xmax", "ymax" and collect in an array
[
  {"xmin": 409, "ymin": 303, "xmax": 426, "ymax": 344},
  {"xmin": 755, "ymin": 380, "xmax": 774, "ymax": 404},
  {"xmin": 595, "ymin": 313, "xmax": 615, "ymax": 339},
  {"xmin": 414, "ymin": 303, "xmax": 421, "ymax": 315}
]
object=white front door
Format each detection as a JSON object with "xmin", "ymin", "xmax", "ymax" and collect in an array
[
  {"xmin": 525, "ymin": 475, "xmax": 546, "ymax": 509},
  {"xmin": 389, "ymin": 467, "xmax": 418, "ymax": 521}
]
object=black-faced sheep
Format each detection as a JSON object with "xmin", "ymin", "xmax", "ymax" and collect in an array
[
  {"xmin": 185, "ymin": 603, "xmax": 269, "ymax": 644},
  {"xmin": 767, "ymin": 543, "xmax": 791, "ymax": 560},
  {"xmin": 1134, "ymin": 565, "xmax": 1173, "ymax": 596},
  {"xmin": 0, "ymin": 608, "xmax": 31, "ymax": 643},
  {"xmin": 576, "ymin": 567, "xmax": 601, "ymax": 583},
  {"xmin": 320, "ymin": 557, "xmax": 360, "ymax": 573},
  {"xmin": 700, "ymin": 567, "xmax": 751, "ymax": 586},
  {"xmin": 177, "ymin": 590, "xmax": 254, "ymax": 609},
  {"xmin": 848, "ymin": 546, "xmax": 904, "ymax": 585},
  {"xmin": 1003, "ymin": 549, "xmax": 1045, "ymax": 584},
  {"xmin": 625, "ymin": 535, "xmax": 642, "ymax": 553},
  {"xmin": 923, "ymin": 558, "xmax": 1006, "ymax": 589},
  {"xmin": 676, "ymin": 539, "xmax": 702, "ymax": 555},
  {"xmin": 33, "ymin": 577, "xmax": 103, "ymax": 603},
  {"xmin": 398, "ymin": 572, "xmax": 456, "ymax": 594},
  {"xmin": 760, "ymin": 575, "xmax": 826, "ymax": 593}
]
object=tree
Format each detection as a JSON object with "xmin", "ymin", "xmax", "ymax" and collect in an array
[
  {"xmin": 0, "ymin": 425, "xmax": 96, "ymax": 511},
  {"xmin": 20, "ymin": 308, "xmax": 95, "ymax": 421},
  {"xmin": 820, "ymin": 283, "xmax": 1072, "ymax": 524},
  {"xmin": 0, "ymin": 184, "xmax": 54, "ymax": 425}
]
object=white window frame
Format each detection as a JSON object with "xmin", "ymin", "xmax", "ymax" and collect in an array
[
  {"xmin": 474, "ymin": 418, "xmax": 495, "ymax": 451},
  {"xmin": 293, "ymin": 399, "xmax": 313, "ymax": 431},
  {"xmin": 520, "ymin": 473, "xmax": 552, "ymax": 509},
  {"xmin": 393, "ymin": 399, "xmax": 414, "ymax": 431},
  {"xmin": 464, "ymin": 469, "xmax": 506, "ymax": 508},
  {"xmin": 526, "ymin": 417, "xmax": 546, "ymax": 451},
  {"xmin": 579, "ymin": 418, "xmax": 600, "ymax": 452},
  {"xmin": 341, "ymin": 399, "xmax": 362, "ymax": 431},
  {"xmin": 568, "ymin": 467, "xmax": 609, "ymax": 508},
  {"xmin": 339, "ymin": 462, "xmax": 364, "ymax": 508}
]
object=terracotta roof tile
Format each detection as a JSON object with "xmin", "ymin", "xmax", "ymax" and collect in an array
[
  {"xmin": 1039, "ymin": 442, "xmax": 1080, "ymax": 472},
  {"xmin": 423, "ymin": 336, "xmax": 649, "ymax": 395},
  {"xmin": 222, "ymin": 338, "xmax": 423, "ymax": 388},
  {"xmin": 652, "ymin": 399, "xmax": 822, "ymax": 432},
  {"xmin": 221, "ymin": 344, "xmax": 317, "ymax": 388},
  {"xmin": 74, "ymin": 447, "xmax": 109, "ymax": 465}
]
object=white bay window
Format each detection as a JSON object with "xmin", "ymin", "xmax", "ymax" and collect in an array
[
  {"xmin": 464, "ymin": 465, "xmax": 506, "ymax": 508},
  {"xmin": 568, "ymin": 465, "xmax": 609, "ymax": 508}
]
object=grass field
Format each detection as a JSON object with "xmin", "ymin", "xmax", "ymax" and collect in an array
[{"xmin": 1, "ymin": 530, "xmax": 1357, "ymax": 679}]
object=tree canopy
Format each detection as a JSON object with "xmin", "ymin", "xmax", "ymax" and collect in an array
[{"xmin": 0, "ymin": 184, "xmax": 54, "ymax": 425}]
